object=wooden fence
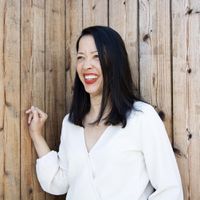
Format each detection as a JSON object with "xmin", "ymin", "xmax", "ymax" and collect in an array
[{"xmin": 0, "ymin": 0, "xmax": 199, "ymax": 199}]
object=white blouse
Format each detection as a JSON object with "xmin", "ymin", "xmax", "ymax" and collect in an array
[{"xmin": 36, "ymin": 101, "xmax": 183, "ymax": 200}]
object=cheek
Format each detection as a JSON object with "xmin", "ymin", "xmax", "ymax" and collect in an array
[
  {"xmin": 76, "ymin": 64, "xmax": 82, "ymax": 77},
  {"xmin": 95, "ymin": 63, "xmax": 102, "ymax": 75}
]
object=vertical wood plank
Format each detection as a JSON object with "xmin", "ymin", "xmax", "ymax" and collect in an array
[
  {"xmin": 66, "ymin": 0, "xmax": 83, "ymax": 112},
  {"xmin": 139, "ymin": 0, "xmax": 172, "ymax": 139},
  {"xmin": 45, "ymin": 0, "xmax": 66, "ymax": 199},
  {"xmin": 109, "ymin": 0, "xmax": 139, "ymax": 93},
  {"xmin": 172, "ymin": 0, "xmax": 200, "ymax": 199},
  {"xmin": 21, "ymin": 0, "xmax": 45, "ymax": 199},
  {"xmin": 83, "ymin": 0, "xmax": 108, "ymax": 28},
  {"xmin": 1, "ymin": 0, "xmax": 21, "ymax": 199},
  {"xmin": 0, "ymin": 0, "xmax": 6, "ymax": 198}
]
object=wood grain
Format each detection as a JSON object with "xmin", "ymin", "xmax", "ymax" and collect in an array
[
  {"xmin": 83, "ymin": 0, "xmax": 108, "ymax": 28},
  {"xmin": 0, "ymin": 0, "xmax": 5, "ymax": 198},
  {"xmin": 21, "ymin": 0, "xmax": 45, "ymax": 199},
  {"xmin": 1, "ymin": 0, "xmax": 21, "ymax": 199},
  {"xmin": 172, "ymin": 0, "xmax": 200, "ymax": 199},
  {"xmin": 109, "ymin": 0, "xmax": 139, "ymax": 94},
  {"xmin": 45, "ymin": 0, "xmax": 66, "ymax": 199},
  {"xmin": 139, "ymin": 0, "xmax": 172, "ymax": 140},
  {"xmin": 66, "ymin": 0, "xmax": 83, "ymax": 112}
]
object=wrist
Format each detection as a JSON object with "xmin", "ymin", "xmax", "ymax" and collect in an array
[{"xmin": 31, "ymin": 134, "xmax": 44, "ymax": 143}]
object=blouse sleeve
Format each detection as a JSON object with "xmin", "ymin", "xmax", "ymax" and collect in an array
[
  {"xmin": 36, "ymin": 116, "xmax": 69, "ymax": 195},
  {"xmin": 140, "ymin": 105, "xmax": 183, "ymax": 200}
]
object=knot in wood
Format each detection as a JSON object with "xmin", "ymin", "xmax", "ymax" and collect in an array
[
  {"xmin": 186, "ymin": 128, "xmax": 192, "ymax": 140},
  {"xmin": 158, "ymin": 110, "xmax": 165, "ymax": 121},
  {"xmin": 187, "ymin": 68, "xmax": 192, "ymax": 73},
  {"xmin": 143, "ymin": 33, "xmax": 150, "ymax": 42},
  {"xmin": 92, "ymin": 4, "xmax": 96, "ymax": 10},
  {"xmin": 29, "ymin": 188, "xmax": 33, "ymax": 194},
  {"xmin": 185, "ymin": 7, "xmax": 193, "ymax": 15}
]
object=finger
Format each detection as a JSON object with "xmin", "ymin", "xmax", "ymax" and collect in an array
[
  {"xmin": 25, "ymin": 109, "xmax": 32, "ymax": 114},
  {"xmin": 34, "ymin": 106, "xmax": 44, "ymax": 114},
  {"xmin": 31, "ymin": 106, "xmax": 39, "ymax": 119},
  {"xmin": 34, "ymin": 107, "xmax": 48, "ymax": 119},
  {"xmin": 28, "ymin": 113, "xmax": 33, "ymax": 124}
]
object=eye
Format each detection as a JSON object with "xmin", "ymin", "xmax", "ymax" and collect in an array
[
  {"xmin": 93, "ymin": 54, "xmax": 99, "ymax": 60},
  {"xmin": 77, "ymin": 56, "xmax": 84, "ymax": 61}
]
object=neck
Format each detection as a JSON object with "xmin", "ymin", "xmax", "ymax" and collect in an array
[
  {"xmin": 90, "ymin": 94, "xmax": 102, "ymax": 117},
  {"xmin": 88, "ymin": 94, "xmax": 111, "ymax": 122}
]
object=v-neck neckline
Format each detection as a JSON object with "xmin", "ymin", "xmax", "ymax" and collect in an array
[{"xmin": 80, "ymin": 125, "xmax": 112, "ymax": 155}]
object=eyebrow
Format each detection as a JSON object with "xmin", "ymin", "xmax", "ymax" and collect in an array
[{"xmin": 77, "ymin": 51, "xmax": 98, "ymax": 54}]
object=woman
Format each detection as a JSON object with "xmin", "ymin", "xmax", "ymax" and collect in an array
[{"xmin": 26, "ymin": 26, "xmax": 183, "ymax": 200}]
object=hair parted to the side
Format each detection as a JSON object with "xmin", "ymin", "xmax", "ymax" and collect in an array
[{"xmin": 69, "ymin": 26, "xmax": 141, "ymax": 128}]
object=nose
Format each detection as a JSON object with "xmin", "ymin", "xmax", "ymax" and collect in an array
[{"xmin": 82, "ymin": 58, "xmax": 93, "ymax": 70}]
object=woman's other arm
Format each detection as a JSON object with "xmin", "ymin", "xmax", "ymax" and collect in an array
[{"xmin": 140, "ymin": 104, "xmax": 183, "ymax": 200}]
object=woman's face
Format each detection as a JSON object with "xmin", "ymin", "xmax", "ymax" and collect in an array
[{"xmin": 76, "ymin": 35, "xmax": 103, "ymax": 97}]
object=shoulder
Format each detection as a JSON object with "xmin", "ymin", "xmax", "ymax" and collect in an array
[
  {"xmin": 131, "ymin": 101, "xmax": 158, "ymax": 118},
  {"xmin": 128, "ymin": 101, "xmax": 163, "ymax": 127},
  {"xmin": 61, "ymin": 113, "xmax": 83, "ymax": 131},
  {"xmin": 61, "ymin": 113, "xmax": 76, "ymax": 129},
  {"xmin": 60, "ymin": 113, "xmax": 80, "ymax": 140},
  {"xmin": 132, "ymin": 101, "xmax": 167, "ymax": 133},
  {"xmin": 62, "ymin": 113, "xmax": 70, "ymax": 125},
  {"xmin": 130, "ymin": 101, "xmax": 168, "ymax": 142},
  {"xmin": 133, "ymin": 101, "xmax": 154, "ymax": 111}
]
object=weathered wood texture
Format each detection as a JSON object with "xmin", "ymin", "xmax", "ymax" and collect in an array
[
  {"xmin": 83, "ymin": 0, "xmax": 108, "ymax": 27},
  {"xmin": 109, "ymin": 0, "xmax": 139, "ymax": 96},
  {"xmin": 45, "ymin": 1, "xmax": 66, "ymax": 199},
  {"xmin": 0, "ymin": 0, "xmax": 199, "ymax": 199},
  {"xmin": 21, "ymin": 0, "xmax": 45, "ymax": 199},
  {"xmin": 66, "ymin": 0, "xmax": 82, "ymax": 111},
  {"xmin": 139, "ymin": 0, "xmax": 172, "ymax": 140},
  {"xmin": 0, "ymin": 1, "xmax": 21, "ymax": 200},
  {"xmin": 172, "ymin": 0, "xmax": 200, "ymax": 199},
  {"xmin": 0, "ymin": 1, "xmax": 5, "ymax": 199}
]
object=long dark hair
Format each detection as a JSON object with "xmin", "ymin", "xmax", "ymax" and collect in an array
[{"xmin": 69, "ymin": 26, "xmax": 141, "ymax": 128}]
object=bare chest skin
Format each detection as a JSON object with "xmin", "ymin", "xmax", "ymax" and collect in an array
[{"xmin": 84, "ymin": 123, "xmax": 109, "ymax": 153}]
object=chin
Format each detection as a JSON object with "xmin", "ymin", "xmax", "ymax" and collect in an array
[
  {"xmin": 85, "ymin": 88, "xmax": 102, "ymax": 97},
  {"xmin": 87, "ymin": 91, "xmax": 101, "ymax": 97}
]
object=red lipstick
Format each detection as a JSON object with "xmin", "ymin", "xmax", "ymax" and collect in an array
[{"xmin": 83, "ymin": 73, "xmax": 98, "ymax": 84}]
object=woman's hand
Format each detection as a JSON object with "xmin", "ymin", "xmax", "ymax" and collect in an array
[
  {"xmin": 25, "ymin": 106, "xmax": 50, "ymax": 158},
  {"xmin": 25, "ymin": 106, "xmax": 48, "ymax": 141}
]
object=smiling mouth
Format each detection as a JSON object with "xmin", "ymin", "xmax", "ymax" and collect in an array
[{"xmin": 84, "ymin": 74, "xmax": 98, "ymax": 84}]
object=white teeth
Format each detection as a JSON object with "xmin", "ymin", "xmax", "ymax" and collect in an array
[{"xmin": 84, "ymin": 75, "xmax": 98, "ymax": 80}]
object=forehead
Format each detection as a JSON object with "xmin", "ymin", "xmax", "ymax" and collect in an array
[{"xmin": 78, "ymin": 35, "xmax": 97, "ymax": 52}]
